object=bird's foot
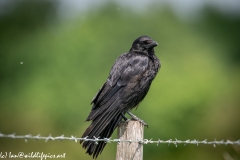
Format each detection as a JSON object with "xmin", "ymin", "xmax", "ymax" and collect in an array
[{"xmin": 127, "ymin": 111, "xmax": 148, "ymax": 127}]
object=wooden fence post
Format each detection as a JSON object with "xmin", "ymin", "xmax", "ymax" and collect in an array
[{"xmin": 116, "ymin": 120, "xmax": 144, "ymax": 160}]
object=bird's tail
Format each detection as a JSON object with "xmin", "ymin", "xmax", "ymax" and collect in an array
[{"xmin": 80, "ymin": 104, "xmax": 123, "ymax": 158}]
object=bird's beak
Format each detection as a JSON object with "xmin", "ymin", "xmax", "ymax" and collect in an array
[{"xmin": 146, "ymin": 41, "xmax": 158, "ymax": 49}]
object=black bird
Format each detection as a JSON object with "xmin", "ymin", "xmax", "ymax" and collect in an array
[{"xmin": 80, "ymin": 36, "xmax": 160, "ymax": 158}]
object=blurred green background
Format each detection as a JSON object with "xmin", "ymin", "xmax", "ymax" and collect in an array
[{"xmin": 0, "ymin": 0, "xmax": 240, "ymax": 159}]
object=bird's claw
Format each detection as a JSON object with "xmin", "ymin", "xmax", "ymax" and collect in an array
[
  {"xmin": 131, "ymin": 116, "xmax": 148, "ymax": 127},
  {"xmin": 127, "ymin": 111, "xmax": 148, "ymax": 127}
]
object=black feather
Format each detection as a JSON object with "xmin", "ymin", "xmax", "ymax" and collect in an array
[{"xmin": 80, "ymin": 35, "xmax": 160, "ymax": 158}]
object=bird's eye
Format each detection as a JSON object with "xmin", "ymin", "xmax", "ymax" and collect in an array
[{"xmin": 145, "ymin": 40, "xmax": 153, "ymax": 44}]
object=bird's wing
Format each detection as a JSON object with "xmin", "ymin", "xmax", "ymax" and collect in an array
[{"xmin": 86, "ymin": 52, "xmax": 149, "ymax": 121}]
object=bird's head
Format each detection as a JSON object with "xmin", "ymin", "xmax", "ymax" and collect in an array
[{"xmin": 130, "ymin": 36, "xmax": 158, "ymax": 55}]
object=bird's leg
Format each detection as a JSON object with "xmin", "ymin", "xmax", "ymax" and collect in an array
[
  {"xmin": 121, "ymin": 113, "xmax": 128, "ymax": 121},
  {"xmin": 127, "ymin": 111, "xmax": 148, "ymax": 127}
]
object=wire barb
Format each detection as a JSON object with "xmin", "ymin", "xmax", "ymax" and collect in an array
[{"xmin": 0, "ymin": 132, "xmax": 239, "ymax": 146}]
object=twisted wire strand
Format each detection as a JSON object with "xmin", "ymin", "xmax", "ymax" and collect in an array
[{"xmin": 0, "ymin": 132, "xmax": 239, "ymax": 147}]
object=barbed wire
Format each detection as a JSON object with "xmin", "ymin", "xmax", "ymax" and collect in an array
[{"xmin": 0, "ymin": 132, "xmax": 239, "ymax": 147}]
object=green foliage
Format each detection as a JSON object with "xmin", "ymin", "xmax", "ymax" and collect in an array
[{"xmin": 0, "ymin": 2, "xmax": 239, "ymax": 160}]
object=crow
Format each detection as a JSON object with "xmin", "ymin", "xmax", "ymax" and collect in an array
[{"xmin": 80, "ymin": 35, "xmax": 160, "ymax": 158}]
